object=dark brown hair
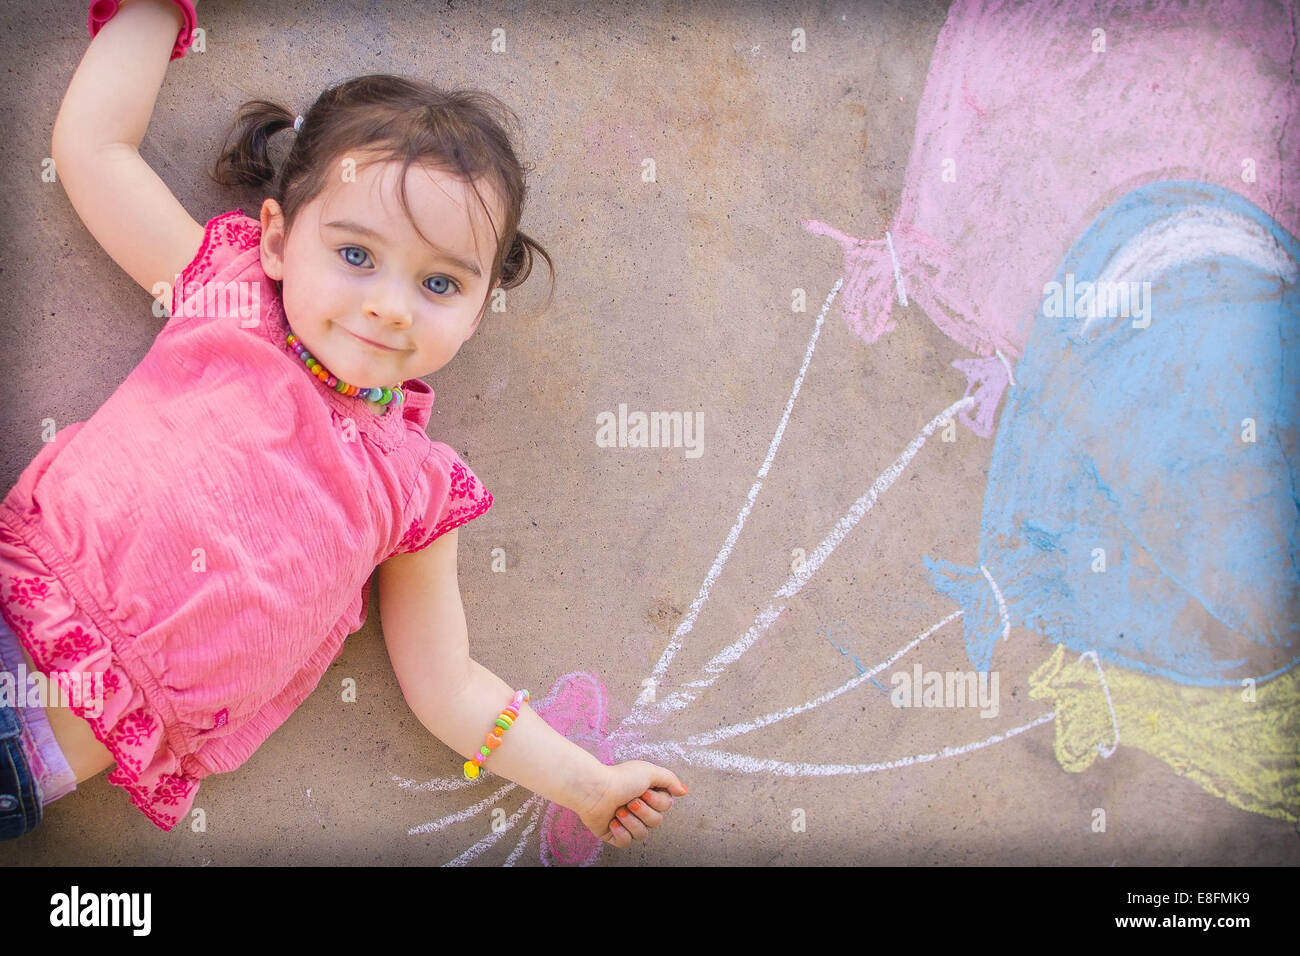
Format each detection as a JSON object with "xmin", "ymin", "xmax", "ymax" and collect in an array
[{"xmin": 209, "ymin": 74, "xmax": 554, "ymax": 314}]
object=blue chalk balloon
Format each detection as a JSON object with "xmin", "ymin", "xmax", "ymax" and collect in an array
[{"xmin": 925, "ymin": 181, "xmax": 1299, "ymax": 686}]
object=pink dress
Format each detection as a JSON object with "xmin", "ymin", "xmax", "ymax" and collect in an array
[{"xmin": 0, "ymin": 210, "xmax": 493, "ymax": 831}]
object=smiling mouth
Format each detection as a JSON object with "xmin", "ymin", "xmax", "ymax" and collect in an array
[{"xmin": 347, "ymin": 329, "xmax": 401, "ymax": 351}]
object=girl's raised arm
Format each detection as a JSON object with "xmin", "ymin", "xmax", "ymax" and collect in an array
[{"xmin": 51, "ymin": 0, "xmax": 204, "ymax": 309}]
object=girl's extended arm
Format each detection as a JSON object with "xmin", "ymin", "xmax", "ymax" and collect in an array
[
  {"xmin": 377, "ymin": 530, "xmax": 610, "ymax": 816},
  {"xmin": 378, "ymin": 529, "xmax": 687, "ymax": 848},
  {"xmin": 51, "ymin": 0, "xmax": 204, "ymax": 302}
]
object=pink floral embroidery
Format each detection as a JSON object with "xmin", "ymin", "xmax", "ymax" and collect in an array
[
  {"xmin": 174, "ymin": 211, "xmax": 261, "ymax": 317},
  {"xmin": 153, "ymin": 773, "xmax": 198, "ymax": 808},
  {"xmin": 394, "ymin": 516, "xmax": 428, "ymax": 554},
  {"xmin": 432, "ymin": 461, "xmax": 493, "ymax": 540},
  {"xmin": 102, "ymin": 667, "xmax": 122, "ymax": 697},
  {"xmin": 113, "ymin": 750, "xmax": 144, "ymax": 775},
  {"xmin": 2, "ymin": 577, "xmax": 198, "ymax": 830},
  {"xmin": 111, "ymin": 774, "xmax": 185, "ymax": 831},
  {"xmin": 392, "ymin": 459, "xmax": 493, "ymax": 556},
  {"xmin": 109, "ymin": 708, "xmax": 159, "ymax": 752},
  {"xmin": 52, "ymin": 624, "xmax": 98, "ymax": 663},
  {"xmin": 6, "ymin": 573, "xmax": 50, "ymax": 609}
]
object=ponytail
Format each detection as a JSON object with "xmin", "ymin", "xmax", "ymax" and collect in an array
[
  {"xmin": 209, "ymin": 100, "xmax": 298, "ymax": 191},
  {"xmin": 500, "ymin": 229, "xmax": 555, "ymax": 313}
]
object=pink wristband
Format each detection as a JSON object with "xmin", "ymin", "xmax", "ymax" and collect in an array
[{"xmin": 88, "ymin": 0, "xmax": 198, "ymax": 61}]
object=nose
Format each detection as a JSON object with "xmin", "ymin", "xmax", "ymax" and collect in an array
[{"xmin": 362, "ymin": 274, "xmax": 414, "ymax": 328}]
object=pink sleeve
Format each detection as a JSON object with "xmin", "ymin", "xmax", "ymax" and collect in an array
[
  {"xmin": 389, "ymin": 443, "xmax": 493, "ymax": 557},
  {"xmin": 169, "ymin": 210, "xmax": 263, "ymax": 321}
]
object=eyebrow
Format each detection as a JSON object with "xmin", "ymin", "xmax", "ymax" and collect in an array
[{"xmin": 323, "ymin": 219, "xmax": 483, "ymax": 279}]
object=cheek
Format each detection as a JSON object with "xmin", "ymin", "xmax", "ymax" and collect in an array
[
  {"xmin": 424, "ymin": 320, "xmax": 464, "ymax": 354},
  {"xmin": 284, "ymin": 259, "xmax": 348, "ymax": 323}
]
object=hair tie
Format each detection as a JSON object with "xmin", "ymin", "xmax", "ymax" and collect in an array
[{"xmin": 293, "ymin": 114, "xmax": 304, "ymax": 132}]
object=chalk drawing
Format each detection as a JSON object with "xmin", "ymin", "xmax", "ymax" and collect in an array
[
  {"xmin": 924, "ymin": 182, "xmax": 1300, "ymax": 688},
  {"xmin": 391, "ymin": 0, "xmax": 1300, "ymax": 859},
  {"xmin": 884, "ymin": 231, "xmax": 907, "ymax": 307},
  {"xmin": 628, "ymin": 711, "xmax": 1059, "ymax": 777},
  {"xmin": 804, "ymin": 0, "xmax": 1299, "ymax": 439},
  {"xmin": 804, "ymin": 0, "xmax": 1299, "ymax": 823},
  {"xmin": 1030, "ymin": 645, "xmax": 1300, "ymax": 822},
  {"xmin": 657, "ymin": 610, "xmax": 960, "ymax": 749},
  {"xmin": 394, "ymin": 278, "xmax": 1024, "ymax": 863},
  {"xmin": 923, "ymin": 182, "xmax": 1299, "ymax": 820},
  {"xmin": 637, "ymin": 278, "xmax": 846, "ymax": 700},
  {"xmin": 1077, "ymin": 652, "xmax": 1120, "ymax": 760},
  {"xmin": 397, "ymin": 670, "xmax": 623, "ymax": 866},
  {"xmin": 398, "ymin": 606, "xmax": 1056, "ymax": 862},
  {"xmin": 817, "ymin": 621, "xmax": 889, "ymax": 694},
  {"xmin": 616, "ymin": 389, "xmax": 976, "ymax": 728},
  {"xmin": 393, "ymin": 279, "xmax": 846, "ymax": 864}
]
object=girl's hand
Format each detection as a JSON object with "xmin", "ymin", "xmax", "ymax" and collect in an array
[{"xmin": 579, "ymin": 760, "xmax": 689, "ymax": 849}]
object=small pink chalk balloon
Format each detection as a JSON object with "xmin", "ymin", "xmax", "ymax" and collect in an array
[{"xmin": 531, "ymin": 670, "xmax": 648, "ymax": 866}]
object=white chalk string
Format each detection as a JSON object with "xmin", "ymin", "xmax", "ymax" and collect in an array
[
  {"xmin": 979, "ymin": 564, "xmax": 1011, "ymax": 642},
  {"xmin": 885, "ymin": 230, "xmax": 908, "ymax": 307},
  {"xmin": 623, "ymin": 710, "xmax": 1059, "ymax": 776},
  {"xmin": 1079, "ymin": 650, "xmax": 1120, "ymax": 758},
  {"xmin": 994, "ymin": 347, "xmax": 1016, "ymax": 387}
]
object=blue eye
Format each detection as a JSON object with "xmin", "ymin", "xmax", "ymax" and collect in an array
[
  {"xmin": 340, "ymin": 246, "xmax": 370, "ymax": 267},
  {"xmin": 338, "ymin": 246, "xmax": 460, "ymax": 297}
]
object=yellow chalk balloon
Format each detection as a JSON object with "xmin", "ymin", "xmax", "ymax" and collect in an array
[{"xmin": 1029, "ymin": 644, "xmax": 1299, "ymax": 823}]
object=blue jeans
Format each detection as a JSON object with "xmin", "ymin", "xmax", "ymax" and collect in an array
[
  {"xmin": 0, "ymin": 614, "xmax": 78, "ymax": 840},
  {"xmin": 0, "ymin": 692, "xmax": 43, "ymax": 840}
]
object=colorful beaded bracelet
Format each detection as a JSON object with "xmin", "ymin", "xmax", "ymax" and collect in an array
[
  {"xmin": 286, "ymin": 332, "xmax": 405, "ymax": 406},
  {"xmin": 464, "ymin": 689, "xmax": 529, "ymax": 780}
]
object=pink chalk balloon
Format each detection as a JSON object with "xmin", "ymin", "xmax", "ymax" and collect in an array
[
  {"xmin": 806, "ymin": 0, "xmax": 1299, "ymax": 437},
  {"xmin": 531, "ymin": 670, "xmax": 649, "ymax": 867}
]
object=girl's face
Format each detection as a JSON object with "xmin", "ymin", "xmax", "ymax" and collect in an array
[{"xmin": 258, "ymin": 153, "xmax": 502, "ymax": 393}]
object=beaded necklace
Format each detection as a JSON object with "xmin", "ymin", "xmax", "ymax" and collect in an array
[{"xmin": 286, "ymin": 332, "xmax": 405, "ymax": 409}]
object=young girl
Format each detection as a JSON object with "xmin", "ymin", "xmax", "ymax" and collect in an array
[{"xmin": 0, "ymin": 0, "xmax": 687, "ymax": 848}]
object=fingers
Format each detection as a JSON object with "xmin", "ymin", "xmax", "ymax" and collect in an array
[
  {"xmin": 637, "ymin": 788, "xmax": 673, "ymax": 817},
  {"xmin": 649, "ymin": 770, "xmax": 689, "ymax": 798},
  {"xmin": 614, "ymin": 803, "xmax": 650, "ymax": 840},
  {"xmin": 602, "ymin": 820, "xmax": 630, "ymax": 848},
  {"xmin": 600, "ymin": 776, "xmax": 691, "ymax": 849},
  {"xmin": 606, "ymin": 789, "xmax": 675, "ymax": 847},
  {"xmin": 631, "ymin": 798, "xmax": 662, "ymax": 828}
]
